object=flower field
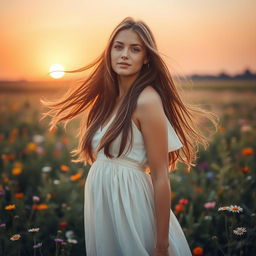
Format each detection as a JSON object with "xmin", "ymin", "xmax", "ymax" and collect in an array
[{"xmin": 0, "ymin": 82, "xmax": 256, "ymax": 256}]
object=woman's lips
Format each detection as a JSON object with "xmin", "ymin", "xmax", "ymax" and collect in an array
[{"xmin": 118, "ymin": 63, "xmax": 130, "ymax": 68}]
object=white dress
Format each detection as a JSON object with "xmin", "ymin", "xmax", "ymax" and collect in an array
[{"xmin": 84, "ymin": 114, "xmax": 192, "ymax": 256}]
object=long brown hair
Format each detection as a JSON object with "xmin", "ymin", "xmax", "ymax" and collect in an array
[{"xmin": 40, "ymin": 17, "xmax": 219, "ymax": 171}]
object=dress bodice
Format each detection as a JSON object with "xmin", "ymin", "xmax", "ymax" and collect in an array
[{"xmin": 92, "ymin": 115, "xmax": 183, "ymax": 167}]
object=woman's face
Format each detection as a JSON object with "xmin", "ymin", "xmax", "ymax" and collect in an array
[{"xmin": 110, "ymin": 29, "xmax": 148, "ymax": 79}]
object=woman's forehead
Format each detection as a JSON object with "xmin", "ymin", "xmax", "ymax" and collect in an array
[{"xmin": 113, "ymin": 29, "xmax": 144, "ymax": 46}]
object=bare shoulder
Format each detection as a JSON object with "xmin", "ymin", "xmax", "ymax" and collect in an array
[
  {"xmin": 135, "ymin": 86, "xmax": 164, "ymax": 120},
  {"xmin": 137, "ymin": 86, "xmax": 162, "ymax": 107}
]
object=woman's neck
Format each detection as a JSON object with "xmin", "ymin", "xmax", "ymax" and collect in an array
[{"xmin": 117, "ymin": 74, "xmax": 139, "ymax": 97}]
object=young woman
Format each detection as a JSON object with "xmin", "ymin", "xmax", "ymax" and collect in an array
[{"xmin": 41, "ymin": 17, "xmax": 218, "ymax": 256}]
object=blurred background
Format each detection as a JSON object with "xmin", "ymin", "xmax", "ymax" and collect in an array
[{"xmin": 0, "ymin": 1, "xmax": 255, "ymax": 255}]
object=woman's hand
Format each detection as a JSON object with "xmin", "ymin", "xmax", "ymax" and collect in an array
[{"xmin": 151, "ymin": 247, "xmax": 169, "ymax": 256}]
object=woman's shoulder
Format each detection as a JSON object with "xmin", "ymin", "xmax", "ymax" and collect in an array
[
  {"xmin": 133, "ymin": 85, "xmax": 165, "ymax": 128},
  {"xmin": 137, "ymin": 85, "xmax": 163, "ymax": 110}
]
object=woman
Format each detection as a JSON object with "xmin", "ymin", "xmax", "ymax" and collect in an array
[{"xmin": 41, "ymin": 17, "xmax": 218, "ymax": 256}]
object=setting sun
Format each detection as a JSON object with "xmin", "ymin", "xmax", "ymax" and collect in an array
[{"xmin": 49, "ymin": 64, "xmax": 65, "ymax": 79}]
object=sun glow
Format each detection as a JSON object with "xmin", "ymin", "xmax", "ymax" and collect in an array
[{"xmin": 49, "ymin": 64, "xmax": 65, "ymax": 79}]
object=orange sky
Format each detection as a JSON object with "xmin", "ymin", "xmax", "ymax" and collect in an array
[{"xmin": 0, "ymin": 0, "xmax": 255, "ymax": 81}]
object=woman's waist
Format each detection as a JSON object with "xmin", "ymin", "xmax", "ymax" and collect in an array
[{"xmin": 94, "ymin": 153, "xmax": 148, "ymax": 173}]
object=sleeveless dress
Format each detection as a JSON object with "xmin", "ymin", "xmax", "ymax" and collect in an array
[{"xmin": 84, "ymin": 114, "xmax": 192, "ymax": 256}]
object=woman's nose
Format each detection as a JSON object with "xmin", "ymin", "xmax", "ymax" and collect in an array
[{"xmin": 121, "ymin": 48, "xmax": 129, "ymax": 58}]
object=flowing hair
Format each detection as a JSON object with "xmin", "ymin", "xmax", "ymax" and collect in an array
[{"xmin": 40, "ymin": 16, "xmax": 219, "ymax": 171}]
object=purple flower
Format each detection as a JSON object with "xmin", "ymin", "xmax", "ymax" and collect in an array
[
  {"xmin": 198, "ymin": 162, "xmax": 208, "ymax": 170},
  {"xmin": 54, "ymin": 238, "xmax": 64, "ymax": 243},
  {"xmin": 33, "ymin": 242, "xmax": 43, "ymax": 249},
  {"xmin": 0, "ymin": 190, "xmax": 5, "ymax": 196},
  {"xmin": 206, "ymin": 172, "xmax": 214, "ymax": 179}
]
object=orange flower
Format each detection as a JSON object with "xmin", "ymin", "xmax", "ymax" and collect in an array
[
  {"xmin": 10, "ymin": 234, "xmax": 21, "ymax": 241},
  {"xmin": 242, "ymin": 147, "xmax": 254, "ymax": 156},
  {"xmin": 241, "ymin": 166, "xmax": 250, "ymax": 173},
  {"xmin": 70, "ymin": 173, "xmax": 82, "ymax": 181},
  {"xmin": 193, "ymin": 246, "xmax": 203, "ymax": 256},
  {"xmin": 60, "ymin": 165, "xmax": 70, "ymax": 172},
  {"xmin": 175, "ymin": 204, "xmax": 184, "ymax": 212},
  {"xmin": 5, "ymin": 204, "xmax": 16, "ymax": 210},
  {"xmin": 26, "ymin": 142, "xmax": 37, "ymax": 152},
  {"xmin": 12, "ymin": 167, "xmax": 22, "ymax": 176},
  {"xmin": 33, "ymin": 204, "xmax": 48, "ymax": 210},
  {"xmin": 38, "ymin": 204, "xmax": 48, "ymax": 210},
  {"xmin": 15, "ymin": 193, "xmax": 24, "ymax": 199}
]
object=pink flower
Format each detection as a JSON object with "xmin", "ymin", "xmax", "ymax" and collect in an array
[
  {"xmin": 32, "ymin": 196, "xmax": 40, "ymax": 202},
  {"xmin": 204, "ymin": 202, "xmax": 216, "ymax": 209}
]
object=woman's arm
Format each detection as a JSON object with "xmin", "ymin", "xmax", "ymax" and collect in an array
[{"xmin": 136, "ymin": 86, "xmax": 171, "ymax": 251}]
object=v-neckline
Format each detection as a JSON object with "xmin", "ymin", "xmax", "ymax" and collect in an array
[{"xmin": 99, "ymin": 113, "xmax": 142, "ymax": 135}]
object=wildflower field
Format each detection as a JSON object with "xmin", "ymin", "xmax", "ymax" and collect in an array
[{"xmin": 0, "ymin": 80, "xmax": 256, "ymax": 256}]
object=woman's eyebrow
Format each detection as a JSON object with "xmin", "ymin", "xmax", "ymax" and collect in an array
[{"xmin": 114, "ymin": 41, "xmax": 142, "ymax": 47}]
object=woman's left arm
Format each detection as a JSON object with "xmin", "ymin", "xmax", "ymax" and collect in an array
[{"xmin": 136, "ymin": 87, "xmax": 171, "ymax": 252}]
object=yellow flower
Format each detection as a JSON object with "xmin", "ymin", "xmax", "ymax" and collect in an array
[
  {"xmin": 26, "ymin": 142, "xmax": 37, "ymax": 152},
  {"xmin": 70, "ymin": 173, "xmax": 82, "ymax": 181},
  {"xmin": 12, "ymin": 167, "xmax": 22, "ymax": 176},
  {"xmin": 5, "ymin": 204, "xmax": 16, "ymax": 210},
  {"xmin": 10, "ymin": 234, "xmax": 21, "ymax": 241}
]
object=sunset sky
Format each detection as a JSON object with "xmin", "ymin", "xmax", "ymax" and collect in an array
[{"xmin": 1, "ymin": 0, "xmax": 255, "ymax": 81}]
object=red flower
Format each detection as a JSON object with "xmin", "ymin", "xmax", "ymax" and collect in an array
[
  {"xmin": 193, "ymin": 246, "xmax": 203, "ymax": 256},
  {"xmin": 59, "ymin": 221, "xmax": 68, "ymax": 228},
  {"xmin": 179, "ymin": 198, "xmax": 188, "ymax": 205},
  {"xmin": 241, "ymin": 166, "xmax": 250, "ymax": 173}
]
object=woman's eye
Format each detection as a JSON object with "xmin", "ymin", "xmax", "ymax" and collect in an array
[
  {"xmin": 133, "ymin": 48, "xmax": 140, "ymax": 52},
  {"xmin": 114, "ymin": 45, "xmax": 122, "ymax": 49}
]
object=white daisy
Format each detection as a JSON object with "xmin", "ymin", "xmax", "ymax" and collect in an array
[
  {"xmin": 233, "ymin": 227, "xmax": 247, "ymax": 236},
  {"xmin": 228, "ymin": 205, "xmax": 243, "ymax": 213},
  {"xmin": 10, "ymin": 234, "xmax": 21, "ymax": 241},
  {"xmin": 218, "ymin": 206, "xmax": 230, "ymax": 211},
  {"xmin": 28, "ymin": 228, "xmax": 40, "ymax": 232},
  {"xmin": 67, "ymin": 238, "xmax": 78, "ymax": 244}
]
